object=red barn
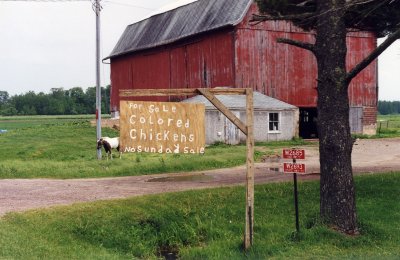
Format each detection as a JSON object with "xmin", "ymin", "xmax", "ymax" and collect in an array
[{"xmin": 105, "ymin": 0, "xmax": 378, "ymax": 138}]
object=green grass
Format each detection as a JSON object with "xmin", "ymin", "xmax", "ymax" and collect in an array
[
  {"xmin": 0, "ymin": 172, "xmax": 398, "ymax": 259},
  {"xmin": 376, "ymin": 114, "xmax": 400, "ymax": 137},
  {"xmin": 0, "ymin": 120, "xmax": 246, "ymax": 178},
  {"xmin": 352, "ymin": 114, "xmax": 400, "ymax": 139},
  {"xmin": 0, "ymin": 115, "xmax": 108, "ymax": 130},
  {"xmin": 0, "ymin": 115, "xmax": 310, "ymax": 179},
  {"xmin": 378, "ymin": 114, "xmax": 400, "ymax": 126}
]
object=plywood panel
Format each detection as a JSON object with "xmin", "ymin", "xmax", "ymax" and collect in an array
[{"xmin": 120, "ymin": 101, "xmax": 205, "ymax": 154}]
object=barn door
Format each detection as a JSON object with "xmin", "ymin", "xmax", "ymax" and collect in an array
[
  {"xmin": 299, "ymin": 108, "xmax": 318, "ymax": 139},
  {"xmin": 225, "ymin": 111, "xmax": 240, "ymax": 145},
  {"xmin": 349, "ymin": 107, "xmax": 363, "ymax": 134}
]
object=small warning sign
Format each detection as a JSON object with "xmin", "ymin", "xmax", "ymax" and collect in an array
[
  {"xmin": 282, "ymin": 149, "xmax": 305, "ymax": 160},
  {"xmin": 283, "ymin": 162, "xmax": 306, "ymax": 174}
]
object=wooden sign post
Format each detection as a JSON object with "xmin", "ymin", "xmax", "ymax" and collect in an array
[
  {"xmin": 120, "ymin": 88, "xmax": 255, "ymax": 249},
  {"xmin": 245, "ymin": 88, "xmax": 254, "ymax": 249}
]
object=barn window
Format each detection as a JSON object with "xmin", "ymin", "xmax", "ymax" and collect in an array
[{"xmin": 269, "ymin": 113, "xmax": 280, "ymax": 132}]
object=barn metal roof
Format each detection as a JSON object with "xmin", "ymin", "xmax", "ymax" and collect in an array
[
  {"xmin": 183, "ymin": 91, "xmax": 298, "ymax": 111},
  {"xmin": 106, "ymin": 0, "xmax": 253, "ymax": 59}
]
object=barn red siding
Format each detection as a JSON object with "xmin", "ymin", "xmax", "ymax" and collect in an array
[
  {"xmin": 235, "ymin": 27, "xmax": 317, "ymax": 107},
  {"xmin": 109, "ymin": 2, "xmax": 378, "ymax": 134},
  {"xmin": 110, "ymin": 30, "xmax": 235, "ymax": 111},
  {"xmin": 110, "ymin": 50, "xmax": 171, "ymax": 108},
  {"xmin": 170, "ymin": 47, "xmax": 188, "ymax": 93},
  {"xmin": 110, "ymin": 56, "xmax": 132, "ymax": 113},
  {"xmin": 236, "ymin": 3, "xmax": 377, "ymax": 109},
  {"xmin": 346, "ymin": 33, "xmax": 378, "ymax": 107},
  {"xmin": 185, "ymin": 32, "xmax": 235, "ymax": 88}
]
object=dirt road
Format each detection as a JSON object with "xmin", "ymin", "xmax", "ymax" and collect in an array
[{"xmin": 1, "ymin": 138, "xmax": 399, "ymax": 216}]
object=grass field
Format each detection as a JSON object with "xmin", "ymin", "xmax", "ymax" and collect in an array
[
  {"xmin": 0, "ymin": 115, "xmax": 110, "ymax": 130},
  {"xmin": 0, "ymin": 172, "xmax": 398, "ymax": 259},
  {"xmin": 1, "ymin": 116, "xmax": 399, "ymax": 258},
  {"xmin": 1, "ymin": 114, "xmax": 399, "ymax": 178},
  {"xmin": 0, "ymin": 115, "xmax": 310, "ymax": 179},
  {"xmin": 376, "ymin": 114, "xmax": 400, "ymax": 137}
]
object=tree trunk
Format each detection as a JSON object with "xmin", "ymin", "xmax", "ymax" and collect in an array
[{"xmin": 315, "ymin": 0, "xmax": 358, "ymax": 234}]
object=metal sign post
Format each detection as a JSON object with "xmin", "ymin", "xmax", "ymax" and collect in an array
[
  {"xmin": 293, "ymin": 158, "xmax": 300, "ymax": 232},
  {"xmin": 283, "ymin": 148, "xmax": 306, "ymax": 233}
]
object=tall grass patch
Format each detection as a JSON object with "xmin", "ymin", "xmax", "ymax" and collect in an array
[{"xmin": 0, "ymin": 172, "xmax": 399, "ymax": 258}]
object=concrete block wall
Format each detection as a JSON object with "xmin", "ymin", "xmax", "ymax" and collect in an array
[{"xmin": 204, "ymin": 109, "xmax": 299, "ymax": 145}]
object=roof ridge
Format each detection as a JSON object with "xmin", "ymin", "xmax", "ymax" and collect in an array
[
  {"xmin": 183, "ymin": 90, "xmax": 298, "ymax": 110},
  {"xmin": 105, "ymin": 0, "xmax": 253, "ymax": 60}
]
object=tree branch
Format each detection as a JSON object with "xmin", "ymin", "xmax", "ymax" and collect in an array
[
  {"xmin": 346, "ymin": 26, "xmax": 400, "ymax": 84},
  {"xmin": 277, "ymin": 38, "xmax": 316, "ymax": 55},
  {"xmin": 250, "ymin": 13, "xmax": 315, "ymax": 23}
]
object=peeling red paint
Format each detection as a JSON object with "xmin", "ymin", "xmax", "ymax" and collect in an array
[{"xmin": 110, "ymin": 3, "xmax": 377, "ymax": 129}]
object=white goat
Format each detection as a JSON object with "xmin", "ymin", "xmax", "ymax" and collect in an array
[{"xmin": 97, "ymin": 137, "xmax": 121, "ymax": 160}]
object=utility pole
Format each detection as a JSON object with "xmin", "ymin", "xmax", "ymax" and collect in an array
[{"xmin": 93, "ymin": 0, "xmax": 102, "ymax": 159}]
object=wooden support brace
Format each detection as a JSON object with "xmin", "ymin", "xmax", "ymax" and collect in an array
[{"xmin": 197, "ymin": 88, "xmax": 248, "ymax": 135}]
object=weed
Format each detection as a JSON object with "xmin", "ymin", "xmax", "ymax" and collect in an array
[{"xmin": 159, "ymin": 156, "xmax": 166, "ymax": 167}]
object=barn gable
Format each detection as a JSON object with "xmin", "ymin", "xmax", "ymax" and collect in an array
[{"xmin": 107, "ymin": 0, "xmax": 253, "ymax": 59}]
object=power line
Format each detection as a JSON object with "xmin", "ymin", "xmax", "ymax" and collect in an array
[{"xmin": 91, "ymin": 0, "xmax": 102, "ymax": 13}]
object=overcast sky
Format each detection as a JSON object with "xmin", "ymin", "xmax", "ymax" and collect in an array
[{"xmin": 0, "ymin": 0, "xmax": 399, "ymax": 101}]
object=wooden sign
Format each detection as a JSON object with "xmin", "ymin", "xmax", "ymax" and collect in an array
[
  {"xmin": 282, "ymin": 149, "xmax": 305, "ymax": 160},
  {"xmin": 120, "ymin": 101, "xmax": 205, "ymax": 154},
  {"xmin": 283, "ymin": 163, "xmax": 306, "ymax": 173}
]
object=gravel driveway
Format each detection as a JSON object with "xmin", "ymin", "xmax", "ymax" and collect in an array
[{"xmin": 1, "ymin": 138, "xmax": 399, "ymax": 217}]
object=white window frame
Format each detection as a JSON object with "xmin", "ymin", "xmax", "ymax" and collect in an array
[{"xmin": 268, "ymin": 112, "xmax": 281, "ymax": 133}]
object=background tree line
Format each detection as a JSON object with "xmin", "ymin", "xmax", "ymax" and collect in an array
[
  {"xmin": 0, "ymin": 86, "xmax": 110, "ymax": 116},
  {"xmin": 0, "ymin": 86, "xmax": 398, "ymax": 116},
  {"xmin": 378, "ymin": 100, "xmax": 400, "ymax": 115}
]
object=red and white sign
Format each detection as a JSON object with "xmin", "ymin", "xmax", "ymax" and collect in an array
[
  {"xmin": 282, "ymin": 149, "xmax": 305, "ymax": 160},
  {"xmin": 284, "ymin": 163, "xmax": 306, "ymax": 173}
]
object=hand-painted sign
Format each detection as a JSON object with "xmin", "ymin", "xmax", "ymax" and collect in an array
[
  {"xmin": 282, "ymin": 149, "xmax": 305, "ymax": 159},
  {"xmin": 283, "ymin": 162, "xmax": 306, "ymax": 173},
  {"xmin": 120, "ymin": 101, "xmax": 205, "ymax": 154}
]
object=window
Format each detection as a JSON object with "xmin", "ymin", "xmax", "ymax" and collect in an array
[{"xmin": 269, "ymin": 112, "xmax": 280, "ymax": 132}]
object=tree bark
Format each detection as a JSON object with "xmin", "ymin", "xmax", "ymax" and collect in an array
[
  {"xmin": 315, "ymin": 0, "xmax": 358, "ymax": 234},
  {"xmin": 255, "ymin": 0, "xmax": 400, "ymax": 235}
]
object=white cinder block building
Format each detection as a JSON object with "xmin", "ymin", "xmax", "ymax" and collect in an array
[{"xmin": 183, "ymin": 91, "xmax": 299, "ymax": 145}]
